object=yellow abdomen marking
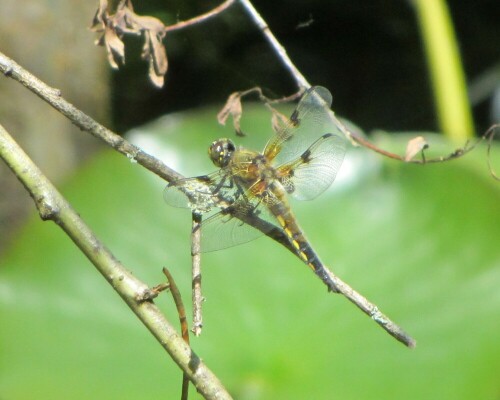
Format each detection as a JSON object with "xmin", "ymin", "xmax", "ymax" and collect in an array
[
  {"xmin": 277, "ymin": 215, "xmax": 286, "ymax": 227},
  {"xmin": 277, "ymin": 215, "xmax": 294, "ymax": 241},
  {"xmin": 277, "ymin": 214, "xmax": 313, "ymax": 269}
]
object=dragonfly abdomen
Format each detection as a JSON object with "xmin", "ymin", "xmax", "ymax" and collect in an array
[
  {"xmin": 273, "ymin": 205, "xmax": 319, "ymax": 267},
  {"xmin": 272, "ymin": 203, "xmax": 339, "ymax": 292}
]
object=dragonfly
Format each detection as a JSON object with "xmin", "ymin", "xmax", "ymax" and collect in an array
[{"xmin": 164, "ymin": 86, "xmax": 346, "ymax": 292}]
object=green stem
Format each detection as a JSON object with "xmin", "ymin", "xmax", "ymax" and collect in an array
[{"xmin": 413, "ymin": 0, "xmax": 474, "ymax": 141}]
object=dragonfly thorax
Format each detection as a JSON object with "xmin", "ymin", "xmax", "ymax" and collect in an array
[{"xmin": 208, "ymin": 138, "xmax": 236, "ymax": 168}]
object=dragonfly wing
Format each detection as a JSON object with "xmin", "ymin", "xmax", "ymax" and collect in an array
[
  {"xmin": 164, "ymin": 170, "xmax": 234, "ymax": 213},
  {"xmin": 264, "ymin": 86, "xmax": 343, "ymax": 167},
  {"xmin": 199, "ymin": 197, "xmax": 279, "ymax": 252},
  {"xmin": 166, "ymin": 171, "xmax": 281, "ymax": 252},
  {"xmin": 277, "ymin": 132, "xmax": 346, "ymax": 200}
]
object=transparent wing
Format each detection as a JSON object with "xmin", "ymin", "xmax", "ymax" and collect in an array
[
  {"xmin": 264, "ymin": 86, "xmax": 343, "ymax": 167},
  {"xmin": 165, "ymin": 171, "xmax": 281, "ymax": 252},
  {"xmin": 163, "ymin": 169, "xmax": 239, "ymax": 214},
  {"xmin": 276, "ymin": 132, "xmax": 346, "ymax": 201},
  {"xmin": 198, "ymin": 197, "xmax": 280, "ymax": 252}
]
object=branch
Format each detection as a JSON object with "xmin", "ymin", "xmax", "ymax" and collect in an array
[
  {"xmin": 0, "ymin": 48, "xmax": 416, "ymax": 347},
  {"xmin": 191, "ymin": 212, "xmax": 204, "ymax": 336},
  {"xmin": 0, "ymin": 51, "xmax": 181, "ymax": 183},
  {"xmin": 91, "ymin": 0, "xmax": 236, "ymax": 86},
  {"xmin": 239, "ymin": 0, "xmax": 495, "ymax": 345},
  {"xmin": 162, "ymin": 268, "xmax": 191, "ymax": 400},
  {"xmin": 0, "ymin": 123, "xmax": 231, "ymax": 399},
  {"xmin": 0, "ymin": 50, "xmax": 306, "ymax": 256},
  {"xmin": 238, "ymin": 0, "xmax": 480, "ymax": 166},
  {"xmin": 165, "ymin": 0, "xmax": 236, "ymax": 33},
  {"xmin": 324, "ymin": 271, "xmax": 416, "ymax": 347},
  {"xmin": 238, "ymin": 0, "xmax": 309, "ymax": 90},
  {"xmin": 238, "ymin": 1, "xmax": 416, "ymax": 347}
]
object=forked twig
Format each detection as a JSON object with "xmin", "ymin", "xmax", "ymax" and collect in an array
[
  {"xmin": 142, "ymin": 268, "xmax": 192, "ymax": 399},
  {"xmin": 162, "ymin": 268, "xmax": 191, "ymax": 400},
  {"xmin": 235, "ymin": 3, "xmax": 497, "ymax": 347},
  {"xmin": 0, "ymin": 123, "xmax": 231, "ymax": 400},
  {"xmin": 238, "ymin": 0, "xmax": 488, "ymax": 168},
  {"xmin": 238, "ymin": 0, "xmax": 417, "ymax": 347},
  {"xmin": 0, "ymin": 49, "xmax": 415, "ymax": 347}
]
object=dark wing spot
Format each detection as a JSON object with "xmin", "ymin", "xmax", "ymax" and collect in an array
[
  {"xmin": 221, "ymin": 206, "xmax": 234, "ymax": 216},
  {"xmin": 300, "ymin": 148, "xmax": 312, "ymax": 163},
  {"xmin": 290, "ymin": 110, "xmax": 300, "ymax": 126},
  {"xmin": 199, "ymin": 175, "xmax": 212, "ymax": 183}
]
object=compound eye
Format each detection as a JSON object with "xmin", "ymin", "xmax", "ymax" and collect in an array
[
  {"xmin": 208, "ymin": 138, "xmax": 235, "ymax": 168},
  {"xmin": 226, "ymin": 141, "xmax": 236, "ymax": 153}
]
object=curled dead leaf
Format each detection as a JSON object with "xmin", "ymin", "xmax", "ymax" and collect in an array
[
  {"xmin": 103, "ymin": 27, "xmax": 125, "ymax": 68},
  {"xmin": 217, "ymin": 92, "xmax": 243, "ymax": 135},
  {"xmin": 405, "ymin": 136, "xmax": 429, "ymax": 161},
  {"xmin": 270, "ymin": 107, "xmax": 290, "ymax": 133},
  {"xmin": 141, "ymin": 26, "xmax": 168, "ymax": 88},
  {"xmin": 90, "ymin": 0, "xmax": 169, "ymax": 87}
]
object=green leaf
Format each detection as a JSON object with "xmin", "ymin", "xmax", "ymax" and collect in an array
[{"xmin": 1, "ymin": 105, "xmax": 499, "ymax": 399}]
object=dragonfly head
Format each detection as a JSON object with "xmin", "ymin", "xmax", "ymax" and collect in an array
[{"xmin": 208, "ymin": 138, "xmax": 236, "ymax": 168}]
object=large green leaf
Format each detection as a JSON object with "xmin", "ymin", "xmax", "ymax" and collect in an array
[{"xmin": 1, "ymin": 105, "xmax": 499, "ymax": 399}]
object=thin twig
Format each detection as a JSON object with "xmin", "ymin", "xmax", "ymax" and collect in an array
[
  {"xmin": 238, "ymin": 0, "xmax": 309, "ymax": 90},
  {"xmin": 162, "ymin": 268, "xmax": 190, "ymax": 400},
  {"xmin": 191, "ymin": 212, "xmax": 204, "ymax": 336},
  {"xmin": 162, "ymin": 268, "xmax": 190, "ymax": 345},
  {"xmin": 0, "ymin": 123, "xmax": 232, "ymax": 400},
  {"xmin": 239, "ymin": 0, "xmax": 416, "ymax": 347},
  {"xmin": 237, "ymin": 0, "xmax": 481, "ymax": 166},
  {"xmin": 324, "ymin": 270, "xmax": 416, "ymax": 347},
  {"xmin": 237, "ymin": 1, "xmax": 361, "ymax": 150},
  {"xmin": 0, "ymin": 49, "xmax": 415, "ymax": 347},
  {"xmin": 236, "ymin": 86, "xmax": 303, "ymax": 104},
  {"xmin": 350, "ymin": 130, "xmax": 479, "ymax": 163},
  {"xmin": 165, "ymin": 0, "xmax": 236, "ymax": 33}
]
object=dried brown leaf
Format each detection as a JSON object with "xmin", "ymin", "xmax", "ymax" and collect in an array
[
  {"xmin": 124, "ymin": 0, "xmax": 134, "ymax": 12},
  {"xmin": 104, "ymin": 27, "xmax": 125, "ymax": 68},
  {"xmin": 133, "ymin": 13, "xmax": 166, "ymax": 33},
  {"xmin": 217, "ymin": 92, "xmax": 241, "ymax": 124},
  {"xmin": 270, "ymin": 108, "xmax": 290, "ymax": 133},
  {"xmin": 90, "ymin": 0, "xmax": 168, "ymax": 86},
  {"xmin": 91, "ymin": 0, "xmax": 108, "ymax": 29},
  {"xmin": 217, "ymin": 92, "xmax": 243, "ymax": 135},
  {"xmin": 141, "ymin": 28, "xmax": 168, "ymax": 87},
  {"xmin": 405, "ymin": 136, "xmax": 429, "ymax": 161}
]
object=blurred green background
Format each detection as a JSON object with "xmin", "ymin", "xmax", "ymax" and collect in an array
[
  {"xmin": 1, "ymin": 0, "xmax": 500, "ymax": 399},
  {"xmin": 1, "ymin": 104, "xmax": 499, "ymax": 399}
]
